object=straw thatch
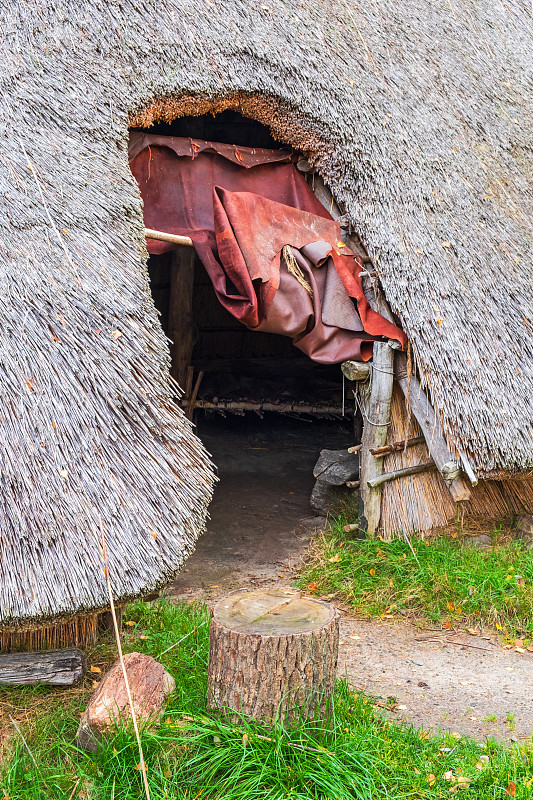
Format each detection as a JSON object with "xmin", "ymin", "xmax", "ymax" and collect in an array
[{"xmin": 0, "ymin": 0, "xmax": 532, "ymax": 625}]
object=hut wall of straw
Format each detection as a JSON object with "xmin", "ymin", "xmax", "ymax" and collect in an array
[
  {"xmin": 0, "ymin": 1, "xmax": 531, "ymax": 624},
  {"xmin": 380, "ymin": 388, "xmax": 533, "ymax": 537}
]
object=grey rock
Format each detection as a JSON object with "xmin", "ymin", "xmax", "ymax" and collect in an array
[
  {"xmin": 313, "ymin": 449, "xmax": 359, "ymax": 486},
  {"xmin": 463, "ymin": 534, "xmax": 492, "ymax": 549},
  {"xmin": 513, "ymin": 514, "xmax": 533, "ymax": 549},
  {"xmin": 310, "ymin": 480, "xmax": 347, "ymax": 514}
]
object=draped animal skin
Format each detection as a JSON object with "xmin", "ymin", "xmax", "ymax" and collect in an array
[{"xmin": 129, "ymin": 134, "xmax": 406, "ymax": 362}]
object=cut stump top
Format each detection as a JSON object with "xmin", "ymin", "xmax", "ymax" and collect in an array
[{"xmin": 213, "ymin": 587, "xmax": 336, "ymax": 636}]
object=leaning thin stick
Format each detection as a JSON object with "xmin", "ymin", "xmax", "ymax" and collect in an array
[{"xmin": 100, "ymin": 517, "xmax": 151, "ymax": 800}]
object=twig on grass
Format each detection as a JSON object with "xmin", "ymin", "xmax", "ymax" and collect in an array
[
  {"xmin": 67, "ymin": 778, "xmax": 80, "ymax": 800},
  {"xmin": 100, "ymin": 517, "xmax": 151, "ymax": 800},
  {"xmin": 158, "ymin": 620, "xmax": 208, "ymax": 658}
]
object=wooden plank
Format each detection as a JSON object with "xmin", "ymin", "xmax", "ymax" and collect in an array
[
  {"xmin": 168, "ymin": 245, "xmax": 197, "ymax": 391},
  {"xmin": 358, "ymin": 342, "xmax": 395, "ymax": 536},
  {"xmin": 394, "ymin": 353, "xmax": 471, "ymax": 502},
  {"xmin": 0, "ymin": 648, "xmax": 86, "ymax": 687}
]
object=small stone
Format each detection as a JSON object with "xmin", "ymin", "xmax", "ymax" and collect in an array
[
  {"xmin": 463, "ymin": 534, "xmax": 492, "ymax": 550},
  {"xmin": 77, "ymin": 652, "xmax": 175, "ymax": 752},
  {"xmin": 513, "ymin": 514, "xmax": 533, "ymax": 549}
]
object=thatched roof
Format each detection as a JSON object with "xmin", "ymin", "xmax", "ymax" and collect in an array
[{"xmin": 0, "ymin": 1, "xmax": 531, "ymax": 624}]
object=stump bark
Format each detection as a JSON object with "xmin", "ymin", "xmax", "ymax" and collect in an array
[{"xmin": 207, "ymin": 587, "xmax": 338, "ymax": 723}]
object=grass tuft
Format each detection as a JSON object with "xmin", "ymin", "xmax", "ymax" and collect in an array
[{"xmin": 298, "ymin": 517, "xmax": 533, "ymax": 639}]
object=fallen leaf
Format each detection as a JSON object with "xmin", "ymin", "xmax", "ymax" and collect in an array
[
  {"xmin": 151, "ymin": 531, "xmax": 157, "ymax": 541},
  {"xmin": 328, "ymin": 554, "xmax": 341, "ymax": 563},
  {"xmin": 515, "ymin": 647, "xmax": 525, "ymax": 654},
  {"xmin": 442, "ymin": 241, "xmax": 451, "ymax": 248},
  {"xmin": 444, "ymin": 770, "xmax": 454, "ymax": 781},
  {"xmin": 25, "ymin": 379, "xmax": 33, "ymax": 391},
  {"xmin": 475, "ymin": 762, "xmax": 484, "ymax": 770},
  {"xmin": 278, "ymin": 574, "xmax": 285, "ymax": 578},
  {"xmin": 467, "ymin": 629, "xmax": 478, "ymax": 636},
  {"xmin": 369, "ymin": 568, "xmax": 376, "ymax": 576},
  {"xmin": 242, "ymin": 733, "xmax": 249, "ymax": 746},
  {"xmin": 418, "ymin": 730, "xmax": 429, "ymax": 740},
  {"xmin": 504, "ymin": 782, "xmax": 517, "ymax": 796},
  {"xmin": 139, "ymin": 635, "xmax": 148, "ymax": 640},
  {"xmin": 110, "ymin": 329, "xmax": 122, "ymax": 340},
  {"xmin": 455, "ymin": 607, "xmax": 462, "ymax": 615},
  {"xmin": 444, "ymin": 621, "xmax": 453, "ymax": 630},
  {"xmin": 446, "ymin": 601, "xmax": 455, "ymax": 611},
  {"xmin": 307, "ymin": 582, "xmax": 318, "ymax": 592},
  {"xmin": 414, "ymin": 767, "xmax": 421, "ymax": 775},
  {"xmin": 209, "ymin": 585, "xmax": 219, "ymax": 588},
  {"xmin": 134, "ymin": 763, "xmax": 141, "ymax": 771},
  {"xmin": 90, "ymin": 666, "xmax": 101, "ymax": 674},
  {"xmin": 451, "ymin": 732, "xmax": 461, "ymax": 739},
  {"xmin": 427, "ymin": 773, "xmax": 436, "ymax": 786},
  {"xmin": 125, "ymin": 620, "xmax": 136, "ymax": 626},
  {"xmin": 514, "ymin": 639, "xmax": 524, "ymax": 648},
  {"xmin": 479, "ymin": 756, "xmax": 490, "ymax": 764}
]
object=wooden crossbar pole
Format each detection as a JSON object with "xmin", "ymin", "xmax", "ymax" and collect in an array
[
  {"xmin": 367, "ymin": 462, "xmax": 436, "ymax": 489},
  {"xmin": 145, "ymin": 228, "xmax": 194, "ymax": 247}
]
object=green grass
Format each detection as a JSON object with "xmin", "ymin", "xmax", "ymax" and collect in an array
[
  {"xmin": 297, "ymin": 516, "xmax": 533, "ymax": 640},
  {"xmin": 0, "ymin": 598, "xmax": 532, "ymax": 799}
]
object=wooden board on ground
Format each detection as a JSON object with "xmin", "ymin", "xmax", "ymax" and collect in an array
[
  {"xmin": 207, "ymin": 587, "xmax": 338, "ymax": 723},
  {"xmin": 0, "ymin": 648, "xmax": 86, "ymax": 686}
]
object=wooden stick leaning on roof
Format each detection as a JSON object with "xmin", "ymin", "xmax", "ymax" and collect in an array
[{"xmin": 394, "ymin": 353, "xmax": 471, "ymax": 502}]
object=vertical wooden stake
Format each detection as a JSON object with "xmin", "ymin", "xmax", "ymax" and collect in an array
[
  {"xmin": 359, "ymin": 342, "xmax": 394, "ymax": 537},
  {"xmin": 168, "ymin": 245, "xmax": 196, "ymax": 391}
]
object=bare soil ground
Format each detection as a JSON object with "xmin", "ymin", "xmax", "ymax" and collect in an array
[{"xmin": 171, "ymin": 413, "xmax": 533, "ymax": 743}]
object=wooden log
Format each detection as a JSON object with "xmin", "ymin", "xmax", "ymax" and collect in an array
[
  {"xmin": 367, "ymin": 461, "xmax": 436, "ymax": 489},
  {"xmin": 394, "ymin": 354, "xmax": 471, "ymax": 502},
  {"xmin": 145, "ymin": 228, "xmax": 193, "ymax": 247},
  {"xmin": 0, "ymin": 649, "xmax": 86, "ymax": 687},
  {"xmin": 341, "ymin": 361, "xmax": 371, "ymax": 382},
  {"xmin": 168, "ymin": 245, "xmax": 197, "ymax": 390},
  {"xmin": 359, "ymin": 342, "xmax": 395, "ymax": 537},
  {"xmin": 190, "ymin": 399, "xmax": 344, "ymax": 416},
  {"xmin": 207, "ymin": 588, "xmax": 338, "ymax": 723},
  {"xmin": 370, "ymin": 435, "xmax": 426, "ymax": 457}
]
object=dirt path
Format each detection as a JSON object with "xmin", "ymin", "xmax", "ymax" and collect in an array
[{"xmin": 171, "ymin": 413, "xmax": 533, "ymax": 743}]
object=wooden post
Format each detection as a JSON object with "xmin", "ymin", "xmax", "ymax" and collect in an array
[
  {"xmin": 358, "ymin": 342, "xmax": 394, "ymax": 536},
  {"xmin": 168, "ymin": 245, "xmax": 196, "ymax": 392},
  {"xmin": 207, "ymin": 588, "xmax": 338, "ymax": 723},
  {"xmin": 394, "ymin": 354, "xmax": 471, "ymax": 502}
]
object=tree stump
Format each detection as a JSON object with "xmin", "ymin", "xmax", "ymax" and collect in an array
[{"xmin": 207, "ymin": 587, "xmax": 339, "ymax": 723}]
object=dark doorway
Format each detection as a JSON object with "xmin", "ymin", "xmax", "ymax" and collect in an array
[{"xmin": 131, "ymin": 112, "xmax": 355, "ymax": 590}]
